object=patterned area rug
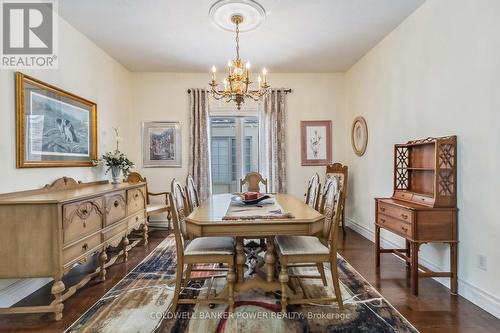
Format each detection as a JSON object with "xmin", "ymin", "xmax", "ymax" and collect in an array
[{"xmin": 66, "ymin": 235, "xmax": 419, "ymax": 333}]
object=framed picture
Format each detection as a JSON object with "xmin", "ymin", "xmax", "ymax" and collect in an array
[
  {"xmin": 351, "ymin": 116, "xmax": 368, "ymax": 156},
  {"xmin": 16, "ymin": 72, "xmax": 97, "ymax": 168},
  {"xmin": 301, "ymin": 120, "xmax": 332, "ymax": 166},
  {"xmin": 142, "ymin": 121, "xmax": 182, "ymax": 167}
]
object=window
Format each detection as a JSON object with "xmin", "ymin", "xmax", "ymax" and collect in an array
[{"xmin": 210, "ymin": 116, "xmax": 260, "ymax": 194}]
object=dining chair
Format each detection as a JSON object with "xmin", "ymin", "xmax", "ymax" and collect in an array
[
  {"xmin": 304, "ymin": 173, "xmax": 322, "ymax": 211},
  {"xmin": 125, "ymin": 172, "xmax": 171, "ymax": 234},
  {"xmin": 185, "ymin": 174, "xmax": 200, "ymax": 214},
  {"xmin": 276, "ymin": 178, "xmax": 345, "ymax": 312},
  {"xmin": 169, "ymin": 179, "xmax": 236, "ymax": 312},
  {"xmin": 240, "ymin": 172, "xmax": 268, "ymax": 193},
  {"xmin": 326, "ymin": 163, "xmax": 348, "ymax": 235}
]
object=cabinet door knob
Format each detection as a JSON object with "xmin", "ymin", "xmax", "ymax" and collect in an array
[
  {"xmin": 82, "ymin": 243, "xmax": 88, "ymax": 251},
  {"xmin": 114, "ymin": 200, "xmax": 119, "ymax": 208},
  {"xmin": 401, "ymin": 214, "xmax": 408, "ymax": 220},
  {"xmin": 380, "ymin": 218, "xmax": 386, "ymax": 223},
  {"xmin": 380, "ymin": 207, "xmax": 386, "ymax": 212},
  {"xmin": 401, "ymin": 226, "xmax": 408, "ymax": 232}
]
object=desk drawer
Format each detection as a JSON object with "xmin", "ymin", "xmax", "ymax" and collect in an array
[
  {"xmin": 63, "ymin": 199, "xmax": 104, "ymax": 244},
  {"xmin": 127, "ymin": 188, "xmax": 145, "ymax": 214},
  {"xmin": 378, "ymin": 201, "xmax": 413, "ymax": 223},
  {"xmin": 105, "ymin": 191, "xmax": 127, "ymax": 226},
  {"xmin": 377, "ymin": 214, "xmax": 412, "ymax": 238},
  {"xmin": 63, "ymin": 233, "xmax": 101, "ymax": 264}
]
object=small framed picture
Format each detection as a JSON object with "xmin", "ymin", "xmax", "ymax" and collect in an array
[
  {"xmin": 16, "ymin": 72, "xmax": 97, "ymax": 168},
  {"xmin": 142, "ymin": 121, "xmax": 181, "ymax": 167},
  {"xmin": 301, "ymin": 120, "xmax": 332, "ymax": 166},
  {"xmin": 351, "ymin": 116, "xmax": 368, "ymax": 156}
]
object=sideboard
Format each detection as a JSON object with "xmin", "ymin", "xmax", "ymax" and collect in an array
[{"xmin": 0, "ymin": 177, "xmax": 148, "ymax": 320}]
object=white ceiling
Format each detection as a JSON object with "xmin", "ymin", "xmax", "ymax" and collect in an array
[{"xmin": 59, "ymin": 0, "xmax": 425, "ymax": 72}]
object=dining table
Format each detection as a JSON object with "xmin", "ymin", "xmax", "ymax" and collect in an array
[{"xmin": 185, "ymin": 193, "xmax": 324, "ymax": 294}]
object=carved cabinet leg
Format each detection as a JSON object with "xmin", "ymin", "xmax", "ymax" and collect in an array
[
  {"xmin": 51, "ymin": 280, "xmax": 65, "ymax": 321},
  {"xmin": 122, "ymin": 235, "xmax": 130, "ymax": 262},
  {"xmin": 410, "ymin": 242, "xmax": 420, "ymax": 295},
  {"xmin": 99, "ymin": 249, "xmax": 108, "ymax": 281},
  {"xmin": 142, "ymin": 221, "xmax": 149, "ymax": 245},
  {"xmin": 375, "ymin": 226, "xmax": 381, "ymax": 269},
  {"xmin": 450, "ymin": 242, "xmax": 458, "ymax": 295}
]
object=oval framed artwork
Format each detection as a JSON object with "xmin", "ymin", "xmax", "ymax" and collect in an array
[{"xmin": 351, "ymin": 116, "xmax": 368, "ymax": 156}]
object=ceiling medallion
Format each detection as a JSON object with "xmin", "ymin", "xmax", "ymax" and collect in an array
[{"xmin": 209, "ymin": 1, "xmax": 269, "ymax": 110}]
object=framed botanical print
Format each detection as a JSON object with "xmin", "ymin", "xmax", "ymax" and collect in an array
[
  {"xmin": 16, "ymin": 72, "xmax": 97, "ymax": 168},
  {"xmin": 351, "ymin": 116, "xmax": 368, "ymax": 156},
  {"xmin": 301, "ymin": 120, "xmax": 332, "ymax": 166},
  {"xmin": 142, "ymin": 121, "xmax": 182, "ymax": 167}
]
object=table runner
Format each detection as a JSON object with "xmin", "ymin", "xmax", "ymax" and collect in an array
[{"xmin": 222, "ymin": 195, "xmax": 294, "ymax": 220}]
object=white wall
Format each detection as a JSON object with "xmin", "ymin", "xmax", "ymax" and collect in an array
[
  {"xmin": 130, "ymin": 73, "xmax": 346, "ymax": 202},
  {"xmin": 0, "ymin": 19, "xmax": 133, "ymax": 194},
  {"xmin": 0, "ymin": 17, "xmax": 133, "ymax": 305},
  {"xmin": 344, "ymin": 0, "xmax": 500, "ymax": 317}
]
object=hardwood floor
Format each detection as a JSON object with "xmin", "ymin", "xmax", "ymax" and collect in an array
[{"xmin": 0, "ymin": 228, "xmax": 498, "ymax": 332}]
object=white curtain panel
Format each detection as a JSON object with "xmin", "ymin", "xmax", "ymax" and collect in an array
[
  {"xmin": 188, "ymin": 89, "xmax": 212, "ymax": 201},
  {"xmin": 260, "ymin": 88, "xmax": 287, "ymax": 193}
]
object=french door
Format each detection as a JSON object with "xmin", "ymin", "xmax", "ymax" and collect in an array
[{"xmin": 210, "ymin": 116, "xmax": 259, "ymax": 194}]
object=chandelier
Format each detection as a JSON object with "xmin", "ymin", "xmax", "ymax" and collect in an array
[{"xmin": 209, "ymin": 14, "xmax": 270, "ymax": 110}]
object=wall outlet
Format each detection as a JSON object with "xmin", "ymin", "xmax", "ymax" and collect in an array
[{"xmin": 478, "ymin": 254, "xmax": 487, "ymax": 271}]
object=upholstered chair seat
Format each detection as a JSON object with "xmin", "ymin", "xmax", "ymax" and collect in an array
[
  {"xmin": 275, "ymin": 235, "xmax": 329, "ymax": 256},
  {"xmin": 184, "ymin": 237, "xmax": 235, "ymax": 256}
]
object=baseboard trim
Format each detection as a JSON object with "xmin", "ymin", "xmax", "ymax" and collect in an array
[{"xmin": 345, "ymin": 217, "xmax": 500, "ymax": 319}]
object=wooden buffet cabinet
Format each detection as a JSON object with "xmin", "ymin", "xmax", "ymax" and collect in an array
[
  {"xmin": 0, "ymin": 177, "xmax": 148, "ymax": 320},
  {"xmin": 375, "ymin": 136, "xmax": 458, "ymax": 295}
]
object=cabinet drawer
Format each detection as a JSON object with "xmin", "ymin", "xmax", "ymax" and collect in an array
[
  {"xmin": 378, "ymin": 202, "xmax": 413, "ymax": 223},
  {"xmin": 393, "ymin": 191, "xmax": 413, "ymax": 201},
  {"xmin": 63, "ymin": 199, "xmax": 104, "ymax": 244},
  {"xmin": 412, "ymin": 194, "xmax": 434, "ymax": 206},
  {"xmin": 103, "ymin": 220, "xmax": 128, "ymax": 241},
  {"xmin": 127, "ymin": 188, "xmax": 145, "ymax": 214},
  {"xmin": 105, "ymin": 191, "xmax": 127, "ymax": 226},
  {"xmin": 377, "ymin": 214, "xmax": 412, "ymax": 238},
  {"xmin": 128, "ymin": 210, "xmax": 146, "ymax": 229},
  {"xmin": 63, "ymin": 233, "xmax": 101, "ymax": 265}
]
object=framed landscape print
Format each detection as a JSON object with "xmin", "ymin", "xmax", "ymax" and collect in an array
[
  {"xmin": 351, "ymin": 116, "xmax": 368, "ymax": 156},
  {"xmin": 301, "ymin": 120, "xmax": 332, "ymax": 166},
  {"xmin": 16, "ymin": 72, "xmax": 97, "ymax": 168},
  {"xmin": 142, "ymin": 121, "xmax": 181, "ymax": 167}
]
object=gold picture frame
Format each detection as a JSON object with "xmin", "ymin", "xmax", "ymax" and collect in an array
[
  {"xmin": 16, "ymin": 72, "xmax": 97, "ymax": 168},
  {"xmin": 351, "ymin": 116, "xmax": 368, "ymax": 156}
]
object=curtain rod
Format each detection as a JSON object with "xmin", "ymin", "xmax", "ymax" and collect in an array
[{"xmin": 187, "ymin": 88, "xmax": 292, "ymax": 93}]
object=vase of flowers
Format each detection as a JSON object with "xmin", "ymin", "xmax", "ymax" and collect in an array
[{"xmin": 95, "ymin": 128, "xmax": 134, "ymax": 184}]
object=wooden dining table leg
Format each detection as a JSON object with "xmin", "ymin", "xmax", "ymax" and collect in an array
[
  {"xmin": 235, "ymin": 237, "xmax": 246, "ymax": 283},
  {"xmin": 265, "ymin": 236, "xmax": 276, "ymax": 282}
]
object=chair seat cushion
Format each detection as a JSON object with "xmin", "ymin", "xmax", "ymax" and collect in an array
[
  {"xmin": 146, "ymin": 203, "xmax": 168, "ymax": 214},
  {"xmin": 185, "ymin": 237, "xmax": 235, "ymax": 255},
  {"xmin": 275, "ymin": 235, "xmax": 329, "ymax": 256}
]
